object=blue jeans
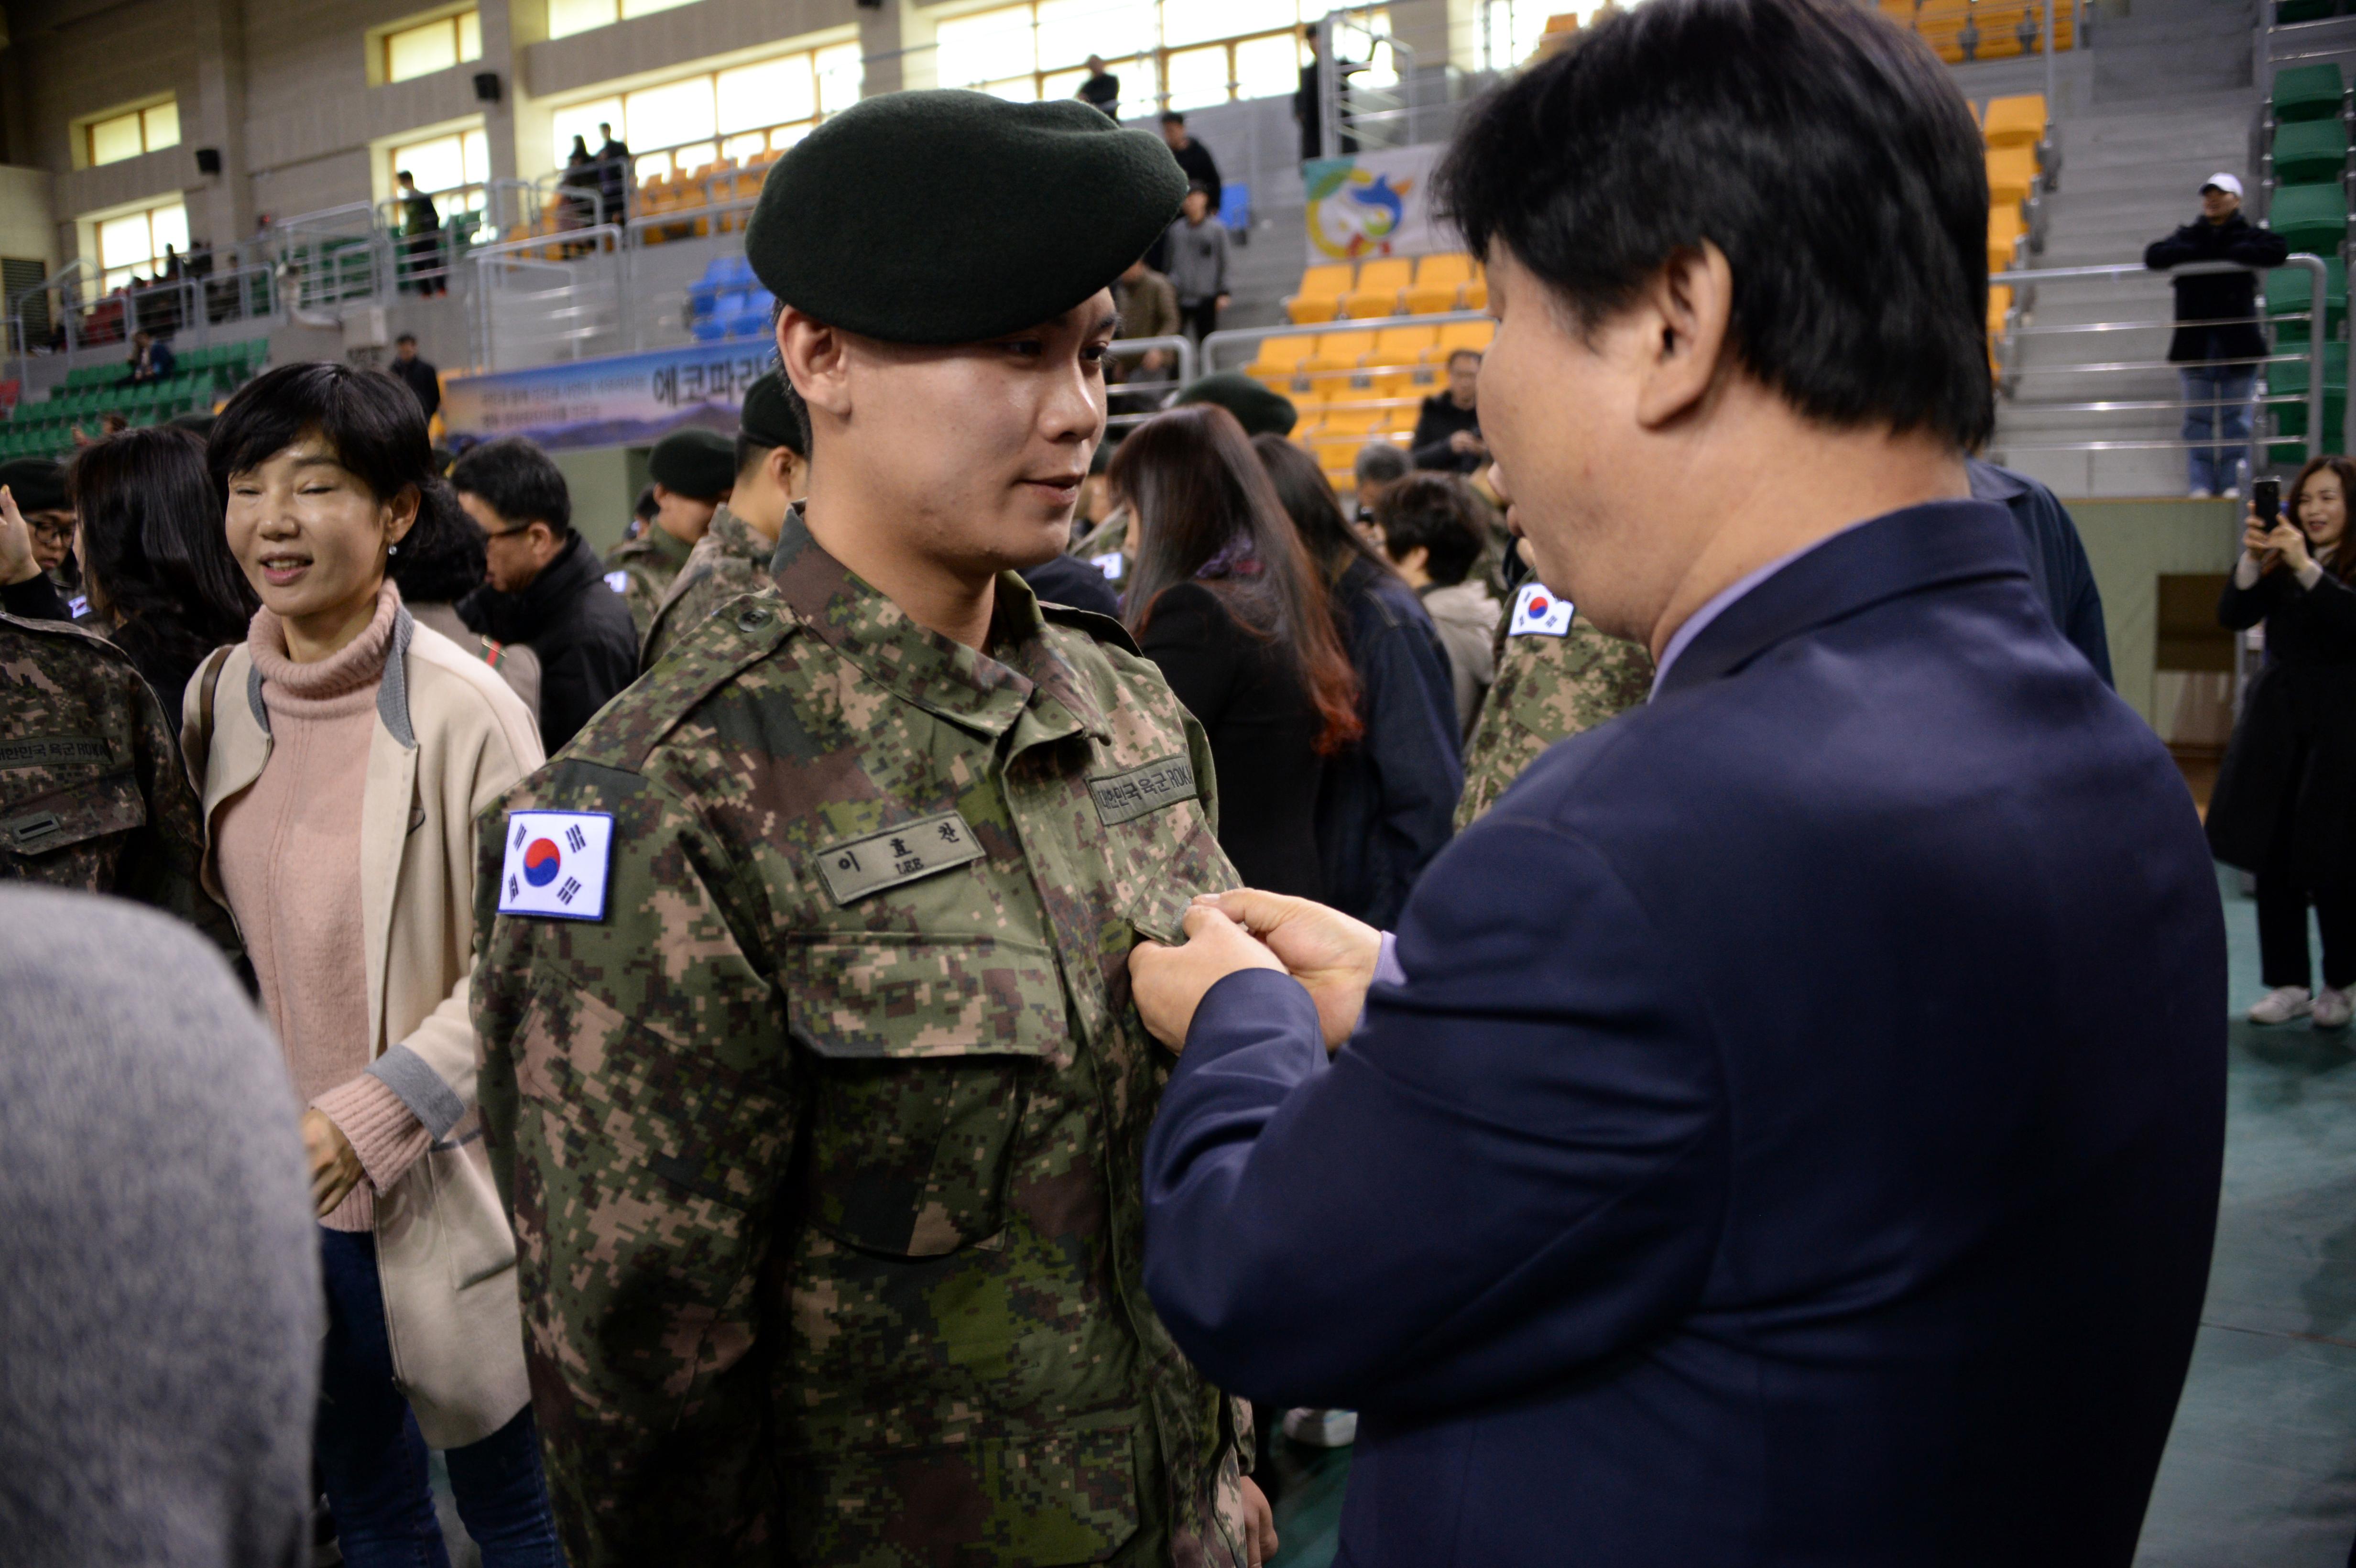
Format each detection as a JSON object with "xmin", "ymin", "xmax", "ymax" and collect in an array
[
  {"xmin": 2181, "ymin": 365, "xmax": 2255, "ymax": 494},
  {"xmin": 316, "ymin": 1228, "xmax": 563, "ymax": 1568}
]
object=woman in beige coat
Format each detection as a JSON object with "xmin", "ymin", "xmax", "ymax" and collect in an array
[{"xmin": 188, "ymin": 363, "xmax": 559, "ymax": 1567}]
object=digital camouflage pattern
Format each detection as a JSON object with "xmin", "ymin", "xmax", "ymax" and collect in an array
[
  {"xmin": 474, "ymin": 512, "xmax": 1254, "ymax": 1568},
  {"xmin": 1453, "ymin": 611, "xmax": 1654, "ymax": 829},
  {"xmin": 638, "ymin": 504, "xmax": 779, "ymax": 672},
  {"xmin": 602, "ymin": 522, "xmax": 696, "ymax": 640},
  {"xmin": 0, "ymin": 608, "xmax": 239, "ymax": 956}
]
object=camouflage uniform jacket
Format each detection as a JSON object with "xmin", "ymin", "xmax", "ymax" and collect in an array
[
  {"xmin": 0, "ymin": 608, "xmax": 238, "ymax": 956},
  {"xmin": 473, "ymin": 513, "xmax": 1254, "ymax": 1568},
  {"xmin": 1453, "ymin": 611, "xmax": 1654, "ymax": 830},
  {"xmin": 602, "ymin": 521, "xmax": 696, "ymax": 640},
  {"xmin": 639, "ymin": 503, "xmax": 778, "ymax": 672}
]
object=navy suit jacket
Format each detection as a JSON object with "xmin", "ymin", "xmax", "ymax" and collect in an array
[{"xmin": 1143, "ymin": 501, "xmax": 2226, "ymax": 1566}]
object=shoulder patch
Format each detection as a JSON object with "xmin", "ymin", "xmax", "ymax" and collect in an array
[
  {"xmin": 1038, "ymin": 601, "xmax": 1141, "ymax": 656},
  {"xmin": 1508, "ymin": 580, "xmax": 1574, "ymax": 638},
  {"xmin": 497, "ymin": 810, "xmax": 612, "ymax": 919}
]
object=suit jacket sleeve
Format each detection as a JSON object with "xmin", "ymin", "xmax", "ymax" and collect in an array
[
  {"xmin": 1143, "ymin": 813, "xmax": 1725, "ymax": 1414},
  {"xmin": 1355, "ymin": 610, "xmax": 1464, "ymax": 928}
]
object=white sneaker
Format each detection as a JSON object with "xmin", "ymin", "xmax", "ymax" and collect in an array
[
  {"xmin": 1281, "ymin": 1407, "xmax": 1359, "ymax": 1447},
  {"xmin": 2315, "ymin": 988, "xmax": 2353, "ymax": 1028},
  {"xmin": 2251, "ymin": 985, "xmax": 2313, "ymax": 1024},
  {"xmin": 2224, "ymin": 485, "xmax": 2243, "ymax": 500},
  {"xmin": 2189, "ymin": 487, "xmax": 2215, "ymax": 499}
]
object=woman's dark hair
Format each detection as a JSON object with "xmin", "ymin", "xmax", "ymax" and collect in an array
[
  {"xmin": 1374, "ymin": 473, "xmax": 1486, "ymax": 588},
  {"xmin": 1114, "ymin": 407, "xmax": 1363, "ymax": 754},
  {"xmin": 1436, "ymin": 0, "xmax": 1993, "ymax": 451},
  {"xmin": 209, "ymin": 361, "xmax": 437, "ymax": 510},
  {"xmin": 2289, "ymin": 455, "xmax": 2356, "ymax": 584},
  {"xmin": 68, "ymin": 426, "xmax": 257, "ymax": 677},
  {"xmin": 387, "ymin": 481, "xmax": 490, "ymax": 604},
  {"xmin": 1251, "ymin": 433, "xmax": 1392, "ymax": 584}
]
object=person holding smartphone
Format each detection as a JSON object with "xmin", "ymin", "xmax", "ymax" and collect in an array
[{"xmin": 2210, "ymin": 457, "xmax": 2356, "ymax": 1026}]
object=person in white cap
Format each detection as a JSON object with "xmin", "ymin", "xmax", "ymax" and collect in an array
[{"xmin": 2146, "ymin": 171, "xmax": 2289, "ymax": 497}]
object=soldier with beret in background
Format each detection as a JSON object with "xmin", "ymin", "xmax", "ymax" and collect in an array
[
  {"xmin": 638, "ymin": 371, "xmax": 809, "ymax": 670},
  {"xmin": 602, "ymin": 424, "xmax": 736, "ymax": 637},
  {"xmin": 472, "ymin": 90, "xmax": 1276, "ymax": 1568},
  {"xmin": 0, "ymin": 457, "xmax": 86, "ymax": 615}
]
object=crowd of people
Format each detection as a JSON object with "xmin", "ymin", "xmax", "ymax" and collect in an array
[{"xmin": 0, "ymin": 0, "xmax": 2308, "ymax": 1562}]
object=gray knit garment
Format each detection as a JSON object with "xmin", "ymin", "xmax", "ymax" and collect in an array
[{"xmin": 0, "ymin": 885, "xmax": 320, "ymax": 1567}]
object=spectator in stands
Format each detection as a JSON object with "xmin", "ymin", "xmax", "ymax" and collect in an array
[
  {"xmin": 390, "ymin": 333, "xmax": 441, "ymax": 425},
  {"xmin": 1159, "ymin": 112, "xmax": 1222, "ymax": 216},
  {"xmin": 595, "ymin": 121, "xmax": 633, "ymax": 221},
  {"xmin": 2146, "ymin": 173, "xmax": 2286, "ymax": 498},
  {"xmin": 1295, "ymin": 33, "xmax": 1360, "ymax": 161},
  {"xmin": 1353, "ymin": 439, "xmax": 1410, "ymax": 525},
  {"xmin": 122, "ymin": 329, "xmax": 175, "ymax": 388},
  {"xmin": 1117, "ymin": 404, "xmax": 1358, "ymax": 900},
  {"xmin": 1255, "ymin": 432, "xmax": 1461, "ymax": 928},
  {"xmin": 194, "ymin": 360, "xmax": 560, "ymax": 1567},
  {"xmin": 452, "ymin": 436, "xmax": 638, "ymax": 751},
  {"xmin": 67, "ymin": 426, "xmax": 257, "ymax": 740},
  {"xmin": 1411, "ymin": 348, "xmax": 1488, "ymax": 472},
  {"xmin": 602, "ymin": 425, "xmax": 735, "ymax": 636},
  {"xmin": 558, "ymin": 140, "xmax": 600, "ymax": 251},
  {"xmin": 2209, "ymin": 455, "xmax": 2356, "ymax": 1027},
  {"xmin": 1375, "ymin": 471, "xmax": 1501, "ymax": 732},
  {"xmin": 1165, "ymin": 183, "xmax": 1231, "ymax": 343},
  {"xmin": 0, "ymin": 884, "xmax": 320, "ymax": 1568},
  {"xmin": 389, "ymin": 479, "xmax": 543, "ymax": 720},
  {"xmin": 1079, "ymin": 54, "xmax": 1121, "ymax": 118},
  {"xmin": 1113, "ymin": 255, "xmax": 1181, "ymax": 410},
  {"xmin": 396, "ymin": 170, "xmax": 446, "ymax": 297}
]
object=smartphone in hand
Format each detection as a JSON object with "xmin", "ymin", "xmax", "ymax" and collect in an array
[{"xmin": 2255, "ymin": 476, "xmax": 2283, "ymax": 527}]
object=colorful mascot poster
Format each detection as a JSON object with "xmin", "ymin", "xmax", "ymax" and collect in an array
[{"xmin": 1304, "ymin": 144, "xmax": 1452, "ymax": 262}]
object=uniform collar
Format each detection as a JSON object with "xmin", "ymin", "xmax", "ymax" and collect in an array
[
  {"xmin": 767, "ymin": 507, "xmax": 1108, "ymax": 744},
  {"xmin": 705, "ymin": 503, "xmax": 771, "ymax": 565},
  {"xmin": 624, "ymin": 520, "xmax": 696, "ymax": 571}
]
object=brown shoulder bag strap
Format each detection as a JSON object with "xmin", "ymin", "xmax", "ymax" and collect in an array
[{"xmin": 184, "ymin": 644, "xmax": 234, "ymax": 798}]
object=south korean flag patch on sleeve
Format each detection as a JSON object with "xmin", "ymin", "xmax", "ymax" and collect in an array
[
  {"xmin": 1508, "ymin": 580, "xmax": 1575, "ymax": 638},
  {"xmin": 498, "ymin": 810, "xmax": 613, "ymax": 921}
]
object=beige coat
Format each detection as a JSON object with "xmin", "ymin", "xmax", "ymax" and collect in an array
[{"xmin": 186, "ymin": 607, "xmax": 544, "ymax": 1449}]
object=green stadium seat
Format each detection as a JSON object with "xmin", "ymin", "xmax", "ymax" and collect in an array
[
  {"xmin": 2268, "ymin": 181, "xmax": 2350, "ymax": 255},
  {"xmin": 2268, "ymin": 339, "xmax": 2348, "ymax": 463},
  {"xmin": 2274, "ymin": 63, "xmax": 2346, "ymax": 124},
  {"xmin": 2274, "ymin": 119, "xmax": 2350, "ymax": 186}
]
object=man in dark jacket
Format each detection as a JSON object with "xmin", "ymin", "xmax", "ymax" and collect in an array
[
  {"xmin": 2145, "ymin": 173, "xmax": 2288, "ymax": 498},
  {"xmin": 389, "ymin": 335, "xmax": 440, "ymax": 424},
  {"xmin": 1409, "ymin": 349, "xmax": 1486, "ymax": 472},
  {"xmin": 450, "ymin": 437, "xmax": 637, "ymax": 751},
  {"xmin": 1970, "ymin": 457, "xmax": 2113, "ymax": 684}
]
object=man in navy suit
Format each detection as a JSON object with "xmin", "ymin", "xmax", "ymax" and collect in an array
[{"xmin": 1128, "ymin": 0, "xmax": 2228, "ymax": 1561}]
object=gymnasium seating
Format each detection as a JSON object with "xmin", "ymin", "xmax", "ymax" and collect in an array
[
  {"xmin": 1251, "ymin": 313, "xmax": 1498, "ymax": 489},
  {"xmin": 686, "ymin": 255, "xmax": 775, "ymax": 341},
  {"xmin": 1877, "ymin": 0, "xmax": 2076, "ymax": 64},
  {"xmin": 0, "ymin": 337, "xmax": 268, "ymax": 460},
  {"xmin": 1284, "ymin": 254, "xmax": 1487, "ymax": 324},
  {"xmin": 2267, "ymin": 258, "xmax": 2348, "ymax": 344}
]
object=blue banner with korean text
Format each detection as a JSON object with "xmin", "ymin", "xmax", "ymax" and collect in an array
[{"xmin": 440, "ymin": 341, "xmax": 775, "ymax": 450}]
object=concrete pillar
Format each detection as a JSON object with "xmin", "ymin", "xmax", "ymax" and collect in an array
[{"xmin": 188, "ymin": 0, "xmax": 253, "ymax": 250}]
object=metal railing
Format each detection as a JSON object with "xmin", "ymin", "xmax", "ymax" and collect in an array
[
  {"xmin": 469, "ymin": 224, "xmax": 630, "ymax": 371},
  {"xmin": 1316, "ymin": 8, "xmax": 1418, "ymax": 158},
  {"xmin": 1988, "ymin": 256, "xmax": 2333, "ymax": 488},
  {"xmin": 7, "ymin": 254, "xmax": 279, "ymax": 378},
  {"xmin": 1105, "ymin": 336, "xmax": 1198, "ymax": 431},
  {"xmin": 2256, "ymin": 1, "xmax": 2356, "ymax": 105}
]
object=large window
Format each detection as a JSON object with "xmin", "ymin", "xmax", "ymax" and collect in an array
[
  {"xmin": 95, "ymin": 199, "xmax": 188, "ymax": 290},
  {"xmin": 547, "ymin": 0, "xmax": 698, "ymax": 42},
  {"xmin": 933, "ymin": 1, "xmax": 1391, "ymax": 116},
  {"xmin": 84, "ymin": 99, "xmax": 180, "ymax": 168},
  {"xmin": 383, "ymin": 10, "xmax": 482, "ymax": 83},
  {"xmin": 391, "ymin": 127, "xmax": 491, "ymax": 214},
  {"xmin": 548, "ymin": 41, "xmax": 863, "ymax": 181}
]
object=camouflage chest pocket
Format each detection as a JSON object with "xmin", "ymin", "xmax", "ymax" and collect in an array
[
  {"xmin": 0, "ymin": 771, "xmax": 144, "ymax": 859},
  {"xmin": 787, "ymin": 933, "xmax": 1073, "ymax": 1259}
]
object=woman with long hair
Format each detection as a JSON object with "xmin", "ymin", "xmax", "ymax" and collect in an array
[
  {"xmin": 1254, "ymin": 434, "xmax": 1463, "ymax": 929},
  {"xmin": 68, "ymin": 426, "xmax": 257, "ymax": 737},
  {"xmin": 1113, "ymin": 404, "xmax": 1358, "ymax": 899},
  {"xmin": 2211, "ymin": 453, "xmax": 2356, "ymax": 1027},
  {"xmin": 186, "ymin": 361, "xmax": 560, "ymax": 1565}
]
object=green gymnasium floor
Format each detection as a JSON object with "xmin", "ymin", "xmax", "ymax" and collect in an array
[{"xmin": 1268, "ymin": 869, "xmax": 2356, "ymax": 1567}]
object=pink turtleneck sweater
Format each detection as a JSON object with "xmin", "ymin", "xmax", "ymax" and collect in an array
[{"xmin": 215, "ymin": 583, "xmax": 430, "ymax": 1230}]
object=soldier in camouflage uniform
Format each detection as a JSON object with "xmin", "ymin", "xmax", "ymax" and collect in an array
[
  {"xmin": 472, "ymin": 91, "xmax": 1269, "ymax": 1568},
  {"xmin": 639, "ymin": 371, "xmax": 807, "ymax": 671},
  {"xmin": 1454, "ymin": 585, "xmax": 1655, "ymax": 830},
  {"xmin": 603, "ymin": 425, "xmax": 737, "ymax": 638}
]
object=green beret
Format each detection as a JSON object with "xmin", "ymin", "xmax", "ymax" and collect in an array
[
  {"xmin": 648, "ymin": 427, "xmax": 737, "ymax": 500},
  {"xmin": 738, "ymin": 372, "xmax": 807, "ymax": 457},
  {"xmin": 746, "ymin": 90, "xmax": 1187, "ymax": 344},
  {"xmin": 0, "ymin": 458, "xmax": 67, "ymax": 514},
  {"xmin": 1178, "ymin": 372, "xmax": 1298, "ymax": 438}
]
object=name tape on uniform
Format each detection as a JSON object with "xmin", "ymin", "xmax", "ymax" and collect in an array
[
  {"xmin": 1509, "ymin": 581, "xmax": 1575, "ymax": 639},
  {"xmin": 1090, "ymin": 754, "xmax": 1198, "ymax": 826},
  {"xmin": 817, "ymin": 811, "xmax": 985, "ymax": 906},
  {"xmin": 0, "ymin": 734, "xmax": 111, "ymax": 767},
  {"xmin": 498, "ymin": 810, "xmax": 614, "ymax": 921}
]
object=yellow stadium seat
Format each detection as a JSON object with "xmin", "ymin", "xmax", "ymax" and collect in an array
[
  {"xmin": 1339, "ymin": 257, "xmax": 1414, "ymax": 318},
  {"xmin": 1286, "ymin": 263, "xmax": 1356, "ymax": 325},
  {"xmin": 1422, "ymin": 319, "xmax": 1495, "ymax": 361},
  {"xmin": 1250, "ymin": 334, "xmax": 1317, "ymax": 375},
  {"xmin": 1987, "ymin": 205, "xmax": 2025, "ymax": 275},
  {"xmin": 1987, "ymin": 284, "xmax": 2014, "ymax": 337},
  {"xmin": 1982, "ymin": 94, "xmax": 2046, "ymax": 150},
  {"xmin": 1359, "ymin": 368, "xmax": 1415, "ymax": 401},
  {"xmin": 1404, "ymin": 254, "xmax": 1478, "ymax": 314},
  {"xmin": 1367, "ymin": 324, "xmax": 1440, "ymax": 368},
  {"xmin": 1302, "ymin": 329, "xmax": 1377, "ymax": 374},
  {"xmin": 1985, "ymin": 145, "xmax": 2037, "ymax": 209}
]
